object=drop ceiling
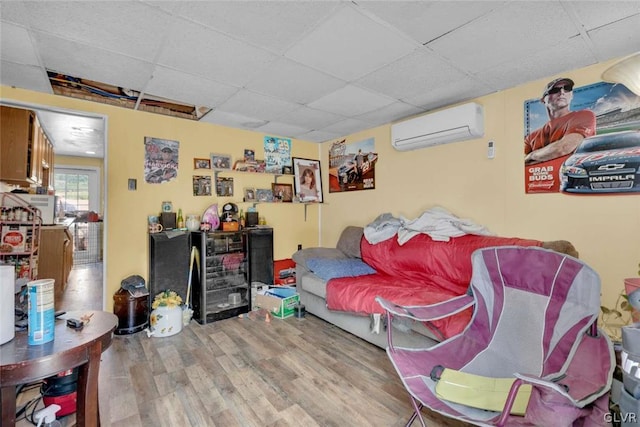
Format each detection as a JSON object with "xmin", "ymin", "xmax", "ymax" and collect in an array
[{"xmin": 1, "ymin": 1, "xmax": 639, "ymax": 158}]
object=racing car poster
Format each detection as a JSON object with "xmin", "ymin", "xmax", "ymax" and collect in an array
[
  {"xmin": 524, "ymin": 80, "xmax": 640, "ymax": 194},
  {"xmin": 144, "ymin": 137, "xmax": 179, "ymax": 184},
  {"xmin": 328, "ymin": 138, "xmax": 378, "ymax": 193}
]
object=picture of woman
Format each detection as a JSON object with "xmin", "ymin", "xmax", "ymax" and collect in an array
[
  {"xmin": 299, "ymin": 168, "xmax": 317, "ymax": 199},
  {"xmin": 293, "ymin": 157, "xmax": 323, "ymax": 203}
]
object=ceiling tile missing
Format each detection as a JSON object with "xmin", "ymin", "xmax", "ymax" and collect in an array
[{"xmin": 47, "ymin": 70, "xmax": 210, "ymax": 120}]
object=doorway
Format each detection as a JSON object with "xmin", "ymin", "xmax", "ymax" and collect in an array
[
  {"xmin": 54, "ymin": 166, "xmax": 102, "ymax": 265},
  {"xmin": 0, "ymin": 99, "xmax": 108, "ymax": 309}
]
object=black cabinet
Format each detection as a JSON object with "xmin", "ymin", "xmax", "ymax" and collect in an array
[
  {"xmin": 148, "ymin": 231, "xmax": 190, "ymax": 301},
  {"xmin": 191, "ymin": 227, "xmax": 274, "ymax": 324}
]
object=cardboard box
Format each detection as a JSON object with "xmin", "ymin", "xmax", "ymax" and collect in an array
[{"xmin": 255, "ymin": 287, "xmax": 299, "ymax": 319}]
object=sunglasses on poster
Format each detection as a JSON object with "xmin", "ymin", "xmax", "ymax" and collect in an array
[{"xmin": 547, "ymin": 85, "xmax": 573, "ymax": 95}]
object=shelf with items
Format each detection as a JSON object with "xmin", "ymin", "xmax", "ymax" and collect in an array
[
  {"xmin": 0, "ymin": 192, "xmax": 42, "ymax": 288},
  {"xmin": 191, "ymin": 230, "xmax": 249, "ymax": 324}
]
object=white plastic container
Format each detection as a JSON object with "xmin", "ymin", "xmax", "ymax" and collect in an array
[{"xmin": 0, "ymin": 265, "xmax": 15, "ymax": 344}]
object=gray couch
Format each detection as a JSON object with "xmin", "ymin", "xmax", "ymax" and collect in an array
[
  {"xmin": 292, "ymin": 225, "xmax": 580, "ymax": 350},
  {"xmin": 292, "ymin": 226, "xmax": 439, "ymax": 349}
]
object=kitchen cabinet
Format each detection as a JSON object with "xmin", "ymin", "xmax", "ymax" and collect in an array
[
  {"xmin": 0, "ymin": 106, "xmax": 54, "ymax": 188},
  {"xmin": 39, "ymin": 226, "xmax": 73, "ymax": 301}
]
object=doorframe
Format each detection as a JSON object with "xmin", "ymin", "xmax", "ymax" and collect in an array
[{"xmin": 0, "ymin": 99, "xmax": 109, "ymax": 309}]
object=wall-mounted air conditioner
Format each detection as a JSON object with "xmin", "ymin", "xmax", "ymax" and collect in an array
[{"xmin": 391, "ymin": 102, "xmax": 484, "ymax": 151}]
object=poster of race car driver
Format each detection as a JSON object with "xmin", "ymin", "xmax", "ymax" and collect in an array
[
  {"xmin": 328, "ymin": 138, "xmax": 377, "ymax": 193},
  {"xmin": 144, "ymin": 137, "xmax": 179, "ymax": 184},
  {"xmin": 524, "ymin": 80, "xmax": 640, "ymax": 194}
]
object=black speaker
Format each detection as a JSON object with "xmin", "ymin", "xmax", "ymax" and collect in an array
[
  {"xmin": 246, "ymin": 212, "xmax": 258, "ymax": 227},
  {"xmin": 149, "ymin": 231, "xmax": 190, "ymax": 301},
  {"xmin": 246, "ymin": 227, "xmax": 274, "ymax": 286},
  {"xmin": 160, "ymin": 212, "xmax": 176, "ymax": 230}
]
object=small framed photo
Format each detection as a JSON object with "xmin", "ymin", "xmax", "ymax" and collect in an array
[
  {"xmin": 256, "ymin": 188, "xmax": 273, "ymax": 203},
  {"xmin": 211, "ymin": 153, "xmax": 232, "ymax": 170},
  {"xmin": 272, "ymin": 183, "xmax": 293, "ymax": 202},
  {"xmin": 216, "ymin": 177, "xmax": 234, "ymax": 197},
  {"xmin": 244, "ymin": 149, "xmax": 255, "ymax": 162},
  {"xmin": 193, "ymin": 175, "xmax": 212, "ymax": 196},
  {"xmin": 293, "ymin": 157, "xmax": 323, "ymax": 203},
  {"xmin": 281, "ymin": 165, "xmax": 293, "ymax": 175},
  {"xmin": 194, "ymin": 158, "xmax": 211, "ymax": 169},
  {"xmin": 244, "ymin": 187, "xmax": 256, "ymax": 202}
]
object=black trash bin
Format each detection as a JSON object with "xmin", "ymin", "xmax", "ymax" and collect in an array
[{"xmin": 113, "ymin": 275, "xmax": 149, "ymax": 335}]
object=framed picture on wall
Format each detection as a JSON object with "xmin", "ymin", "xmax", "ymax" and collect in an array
[
  {"xmin": 244, "ymin": 187, "xmax": 256, "ymax": 202},
  {"xmin": 271, "ymin": 183, "xmax": 293, "ymax": 202},
  {"xmin": 256, "ymin": 188, "xmax": 273, "ymax": 202},
  {"xmin": 194, "ymin": 158, "xmax": 211, "ymax": 169},
  {"xmin": 210, "ymin": 153, "xmax": 232, "ymax": 170},
  {"xmin": 293, "ymin": 157, "xmax": 323, "ymax": 203}
]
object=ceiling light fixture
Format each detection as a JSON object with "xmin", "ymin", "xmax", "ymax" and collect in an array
[{"xmin": 601, "ymin": 52, "xmax": 640, "ymax": 96}]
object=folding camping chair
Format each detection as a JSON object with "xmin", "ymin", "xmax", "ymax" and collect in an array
[{"xmin": 377, "ymin": 246, "xmax": 614, "ymax": 426}]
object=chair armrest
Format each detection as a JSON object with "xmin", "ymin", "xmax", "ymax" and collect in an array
[{"xmin": 376, "ymin": 295, "xmax": 474, "ymax": 322}]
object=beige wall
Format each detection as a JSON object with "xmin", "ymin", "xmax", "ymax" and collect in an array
[
  {"xmin": 2, "ymin": 55, "xmax": 638, "ymax": 312},
  {"xmin": 318, "ymin": 57, "xmax": 640, "ymax": 310},
  {"xmin": 1, "ymin": 87, "xmax": 320, "ymax": 310}
]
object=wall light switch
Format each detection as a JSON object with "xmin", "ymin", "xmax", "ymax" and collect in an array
[{"xmin": 487, "ymin": 141, "xmax": 495, "ymax": 159}]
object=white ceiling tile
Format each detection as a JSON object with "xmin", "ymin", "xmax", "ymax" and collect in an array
[
  {"xmin": 356, "ymin": 49, "xmax": 468, "ymax": 100},
  {"xmin": 245, "ymin": 57, "xmax": 346, "ymax": 105},
  {"xmin": 355, "ymin": 102, "xmax": 426, "ymax": 126},
  {"xmin": 588, "ymin": 14, "xmax": 640, "ymax": 61},
  {"xmin": 19, "ymin": 1, "xmax": 173, "ymax": 62},
  {"xmin": 218, "ymin": 90, "xmax": 299, "ymax": 122},
  {"xmin": 285, "ymin": 5, "xmax": 417, "ymax": 81},
  {"xmin": 254, "ymin": 121, "xmax": 310, "ymax": 139},
  {"xmin": 404, "ymin": 77, "xmax": 491, "ymax": 112},
  {"xmin": 0, "ymin": 61, "xmax": 52, "ymax": 93},
  {"xmin": 157, "ymin": 19, "xmax": 277, "ymax": 88},
  {"xmin": 0, "ymin": 22, "xmax": 40, "ymax": 65},
  {"xmin": 319, "ymin": 118, "xmax": 374, "ymax": 135},
  {"xmin": 428, "ymin": 2, "xmax": 579, "ymax": 74},
  {"xmin": 145, "ymin": 66, "xmax": 238, "ymax": 108},
  {"xmin": 176, "ymin": 1, "xmax": 341, "ymax": 54},
  {"xmin": 359, "ymin": 1, "xmax": 503, "ymax": 44},
  {"xmin": 563, "ymin": 1, "xmax": 640, "ymax": 30},
  {"xmin": 274, "ymin": 106, "xmax": 346, "ymax": 130},
  {"xmin": 33, "ymin": 32, "xmax": 155, "ymax": 90},
  {"xmin": 199, "ymin": 109, "xmax": 268, "ymax": 131},
  {"xmin": 0, "ymin": 2, "xmax": 29, "ymax": 26},
  {"xmin": 297, "ymin": 130, "xmax": 341, "ymax": 143},
  {"xmin": 308, "ymin": 85, "xmax": 395, "ymax": 117},
  {"xmin": 474, "ymin": 37, "xmax": 596, "ymax": 92}
]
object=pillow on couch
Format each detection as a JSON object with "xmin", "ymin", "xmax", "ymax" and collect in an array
[
  {"xmin": 306, "ymin": 258, "xmax": 376, "ymax": 281},
  {"xmin": 336, "ymin": 226, "xmax": 364, "ymax": 258},
  {"xmin": 292, "ymin": 247, "xmax": 347, "ymax": 271}
]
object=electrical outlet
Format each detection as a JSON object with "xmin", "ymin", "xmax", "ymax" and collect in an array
[{"xmin": 297, "ymin": 244, "xmax": 302, "ymax": 250}]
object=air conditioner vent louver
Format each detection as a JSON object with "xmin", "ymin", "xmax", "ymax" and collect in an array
[{"xmin": 391, "ymin": 103, "xmax": 484, "ymax": 151}]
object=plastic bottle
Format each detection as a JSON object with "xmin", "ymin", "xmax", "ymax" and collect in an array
[{"xmin": 177, "ymin": 208, "xmax": 184, "ymax": 229}]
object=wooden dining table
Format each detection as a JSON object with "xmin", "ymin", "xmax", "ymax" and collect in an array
[{"xmin": 1, "ymin": 310, "xmax": 117, "ymax": 426}]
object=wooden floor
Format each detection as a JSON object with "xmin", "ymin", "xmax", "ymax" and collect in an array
[{"xmin": 16, "ymin": 264, "xmax": 468, "ymax": 427}]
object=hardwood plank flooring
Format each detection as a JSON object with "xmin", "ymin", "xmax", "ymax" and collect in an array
[{"xmin": 15, "ymin": 264, "xmax": 469, "ymax": 426}]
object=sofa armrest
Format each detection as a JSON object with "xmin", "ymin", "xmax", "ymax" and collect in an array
[{"xmin": 292, "ymin": 247, "xmax": 348, "ymax": 271}]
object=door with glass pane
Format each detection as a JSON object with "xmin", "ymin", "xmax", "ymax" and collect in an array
[{"xmin": 54, "ymin": 167, "xmax": 102, "ymax": 265}]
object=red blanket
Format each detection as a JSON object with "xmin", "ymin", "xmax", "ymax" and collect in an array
[{"xmin": 326, "ymin": 234, "xmax": 541, "ymax": 339}]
